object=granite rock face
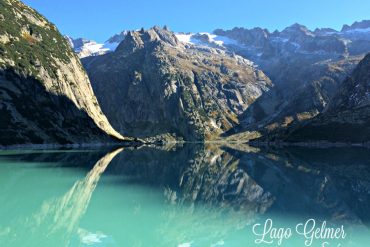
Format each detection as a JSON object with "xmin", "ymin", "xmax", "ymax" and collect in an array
[
  {"xmin": 84, "ymin": 27, "xmax": 272, "ymax": 140},
  {"xmin": 0, "ymin": 0, "xmax": 124, "ymax": 146}
]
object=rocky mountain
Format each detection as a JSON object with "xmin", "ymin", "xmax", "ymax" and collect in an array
[
  {"xmin": 83, "ymin": 26, "xmax": 272, "ymax": 141},
  {"xmin": 257, "ymin": 53, "xmax": 370, "ymax": 143},
  {"xmin": 0, "ymin": 0, "xmax": 125, "ymax": 146}
]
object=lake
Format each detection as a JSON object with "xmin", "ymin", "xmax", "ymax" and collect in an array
[{"xmin": 0, "ymin": 144, "xmax": 369, "ymax": 247}]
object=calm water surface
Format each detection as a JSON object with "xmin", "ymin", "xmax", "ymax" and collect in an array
[{"xmin": 0, "ymin": 144, "xmax": 370, "ymax": 247}]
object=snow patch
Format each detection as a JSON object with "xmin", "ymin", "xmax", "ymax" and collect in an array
[
  {"xmin": 79, "ymin": 41, "xmax": 120, "ymax": 58},
  {"xmin": 76, "ymin": 41, "xmax": 120, "ymax": 54},
  {"xmin": 175, "ymin": 32, "xmax": 239, "ymax": 47},
  {"xmin": 76, "ymin": 41, "xmax": 110, "ymax": 53},
  {"xmin": 199, "ymin": 32, "xmax": 238, "ymax": 46},
  {"xmin": 176, "ymin": 33, "xmax": 193, "ymax": 43}
]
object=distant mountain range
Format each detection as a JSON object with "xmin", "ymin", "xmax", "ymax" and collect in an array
[
  {"xmin": 67, "ymin": 20, "xmax": 370, "ymax": 59},
  {"xmin": 66, "ymin": 20, "xmax": 370, "ymax": 142}
]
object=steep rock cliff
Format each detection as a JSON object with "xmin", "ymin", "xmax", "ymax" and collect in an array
[{"xmin": 0, "ymin": 0, "xmax": 124, "ymax": 145}]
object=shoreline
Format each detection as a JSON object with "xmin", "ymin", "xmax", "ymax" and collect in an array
[
  {"xmin": 0, "ymin": 140, "xmax": 143, "ymax": 150},
  {"xmin": 248, "ymin": 140, "xmax": 370, "ymax": 149}
]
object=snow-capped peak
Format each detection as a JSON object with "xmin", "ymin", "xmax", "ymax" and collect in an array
[
  {"xmin": 65, "ymin": 30, "xmax": 129, "ymax": 58},
  {"xmin": 64, "ymin": 36, "xmax": 122, "ymax": 58}
]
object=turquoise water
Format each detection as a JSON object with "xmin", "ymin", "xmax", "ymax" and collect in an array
[{"xmin": 0, "ymin": 145, "xmax": 370, "ymax": 247}]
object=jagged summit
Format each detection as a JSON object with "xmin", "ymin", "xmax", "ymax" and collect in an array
[
  {"xmin": 115, "ymin": 26, "xmax": 179, "ymax": 54},
  {"xmin": 279, "ymin": 23, "xmax": 315, "ymax": 39}
]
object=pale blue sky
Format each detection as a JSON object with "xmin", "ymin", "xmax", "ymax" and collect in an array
[{"xmin": 22, "ymin": 0, "xmax": 370, "ymax": 42}]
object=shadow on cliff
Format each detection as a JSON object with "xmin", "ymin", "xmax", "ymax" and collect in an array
[
  {"xmin": 0, "ymin": 67, "xmax": 118, "ymax": 145},
  {"xmin": 220, "ymin": 83, "xmax": 281, "ymax": 138}
]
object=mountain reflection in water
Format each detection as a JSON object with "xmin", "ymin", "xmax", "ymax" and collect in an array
[{"xmin": 0, "ymin": 144, "xmax": 369, "ymax": 246}]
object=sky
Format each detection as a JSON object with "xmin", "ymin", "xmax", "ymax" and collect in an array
[{"xmin": 22, "ymin": 0, "xmax": 370, "ymax": 43}]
